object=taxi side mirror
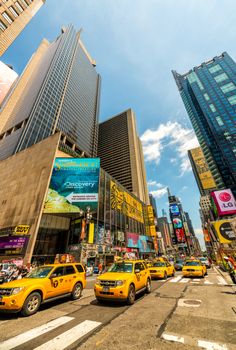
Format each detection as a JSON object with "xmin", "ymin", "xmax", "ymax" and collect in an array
[{"xmin": 135, "ymin": 269, "xmax": 140, "ymax": 274}]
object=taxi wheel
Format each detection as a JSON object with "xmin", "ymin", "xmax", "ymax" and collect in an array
[
  {"xmin": 146, "ymin": 278, "xmax": 151, "ymax": 294},
  {"xmin": 71, "ymin": 282, "xmax": 83, "ymax": 300},
  {"xmin": 21, "ymin": 292, "xmax": 41, "ymax": 317},
  {"xmin": 127, "ymin": 284, "xmax": 135, "ymax": 305}
]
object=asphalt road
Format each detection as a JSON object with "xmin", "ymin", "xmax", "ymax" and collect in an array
[{"xmin": 0, "ymin": 268, "xmax": 235, "ymax": 350}]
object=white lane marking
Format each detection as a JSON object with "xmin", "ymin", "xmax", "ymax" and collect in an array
[
  {"xmin": 217, "ymin": 276, "xmax": 227, "ymax": 285},
  {"xmin": 179, "ymin": 278, "xmax": 189, "ymax": 283},
  {"xmin": 204, "ymin": 281, "xmax": 213, "ymax": 285},
  {"xmin": 193, "ymin": 279, "xmax": 201, "ymax": 282},
  {"xmin": 170, "ymin": 276, "xmax": 182, "ymax": 283},
  {"xmin": 0, "ymin": 316, "xmax": 74, "ymax": 350},
  {"xmin": 198, "ymin": 340, "xmax": 228, "ymax": 349},
  {"xmin": 33, "ymin": 320, "xmax": 102, "ymax": 350},
  {"xmin": 162, "ymin": 333, "xmax": 184, "ymax": 343}
]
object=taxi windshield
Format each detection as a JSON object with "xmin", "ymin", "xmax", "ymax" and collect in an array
[
  {"xmin": 26, "ymin": 266, "xmax": 53, "ymax": 278},
  {"xmin": 108, "ymin": 262, "xmax": 133, "ymax": 273},
  {"xmin": 185, "ymin": 261, "xmax": 201, "ymax": 266},
  {"xmin": 153, "ymin": 262, "xmax": 166, "ymax": 267}
]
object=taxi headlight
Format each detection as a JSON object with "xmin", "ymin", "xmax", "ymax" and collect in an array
[
  {"xmin": 116, "ymin": 280, "xmax": 125, "ymax": 287},
  {"xmin": 11, "ymin": 287, "xmax": 25, "ymax": 295},
  {"xmin": 96, "ymin": 278, "xmax": 101, "ymax": 286}
]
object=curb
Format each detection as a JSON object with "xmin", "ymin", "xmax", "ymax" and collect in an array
[{"xmin": 214, "ymin": 266, "xmax": 235, "ymax": 286}]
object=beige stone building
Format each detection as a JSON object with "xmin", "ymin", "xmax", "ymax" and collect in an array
[
  {"xmin": 98, "ymin": 109, "xmax": 149, "ymax": 204},
  {"xmin": 0, "ymin": 0, "xmax": 45, "ymax": 56}
]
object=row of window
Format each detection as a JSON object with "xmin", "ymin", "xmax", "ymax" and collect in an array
[{"xmin": 0, "ymin": 0, "xmax": 33, "ymax": 31}]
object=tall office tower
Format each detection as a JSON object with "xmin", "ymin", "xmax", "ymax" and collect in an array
[
  {"xmin": 173, "ymin": 52, "xmax": 236, "ymax": 195},
  {"xmin": 0, "ymin": 25, "xmax": 101, "ymax": 160},
  {"xmin": 184, "ymin": 212, "xmax": 195, "ymax": 237},
  {"xmin": 98, "ymin": 109, "xmax": 149, "ymax": 204},
  {"xmin": 149, "ymin": 193, "xmax": 158, "ymax": 218},
  {"xmin": 0, "ymin": 0, "xmax": 45, "ymax": 56},
  {"xmin": 188, "ymin": 147, "xmax": 217, "ymax": 196}
]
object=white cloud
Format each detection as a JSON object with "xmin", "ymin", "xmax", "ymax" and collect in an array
[
  {"xmin": 150, "ymin": 187, "xmax": 168, "ymax": 199},
  {"xmin": 148, "ymin": 180, "xmax": 163, "ymax": 188},
  {"xmin": 182, "ymin": 186, "xmax": 188, "ymax": 191},
  {"xmin": 141, "ymin": 121, "xmax": 199, "ymax": 175}
]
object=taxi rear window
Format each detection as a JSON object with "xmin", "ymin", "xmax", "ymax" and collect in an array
[{"xmin": 75, "ymin": 264, "xmax": 84, "ymax": 273}]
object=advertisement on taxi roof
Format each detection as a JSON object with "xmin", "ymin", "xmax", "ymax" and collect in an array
[
  {"xmin": 44, "ymin": 158, "xmax": 100, "ymax": 213},
  {"xmin": 211, "ymin": 189, "xmax": 236, "ymax": 216}
]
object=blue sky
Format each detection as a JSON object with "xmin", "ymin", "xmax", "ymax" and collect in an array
[{"xmin": 3, "ymin": 0, "xmax": 236, "ymax": 248}]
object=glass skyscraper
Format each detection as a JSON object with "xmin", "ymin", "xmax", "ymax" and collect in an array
[
  {"xmin": 0, "ymin": 25, "xmax": 100, "ymax": 160},
  {"xmin": 173, "ymin": 52, "xmax": 236, "ymax": 195}
]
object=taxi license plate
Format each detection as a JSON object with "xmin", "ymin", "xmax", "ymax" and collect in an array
[{"xmin": 102, "ymin": 286, "xmax": 110, "ymax": 292}]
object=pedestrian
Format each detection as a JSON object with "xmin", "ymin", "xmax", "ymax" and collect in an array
[
  {"xmin": 98, "ymin": 262, "xmax": 103, "ymax": 275},
  {"xmin": 223, "ymin": 256, "xmax": 236, "ymax": 285}
]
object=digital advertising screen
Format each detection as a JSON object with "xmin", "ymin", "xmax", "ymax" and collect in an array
[
  {"xmin": 44, "ymin": 158, "xmax": 100, "ymax": 213},
  {"xmin": 173, "ymin": 217, "xmax": 183, "ymax": 229},
  {"xmin": 170, "ymin": 204, "xmax": 180, "ymax": 215}
]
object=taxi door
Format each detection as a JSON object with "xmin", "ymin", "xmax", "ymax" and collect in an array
[
  {"xmin": 63, "ymin": 265, "xmax": 78, "ymax": 293},
  {"xmin": 134, "ymin": 262, "xmax": 143, "ymax": 291},
  {"xmin": 139, "ymin": 262, "xmax": 148, "ymax": 289},
  {"xmin": 166, "ymin": 262, "xmax": 173, "ymax": 276},
  {"xmin": 45, "ymin": 266, "xmax": 68, "ymax": 299}
]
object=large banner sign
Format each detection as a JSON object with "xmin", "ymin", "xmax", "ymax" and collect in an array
[
  {"xmin": 138, "ymin": 235, "xmax": 151, "ymax": 253},
  {"xmin": 126, "ymin": 233, "xmax": 139, "ymax": 248},
  {"xmin": 212, "ymin": 220, "xmax": 236, "ymax": 244},
  {"xmin": 44, "ymin": 158, "xmax": 100, "ymax": 213},
  {"xmin": 211, "ymin": 189, "xmax": 236, "ymax": 216},
  {"xmin": 110, "ymin": 181, "xmax": 144, "ymax": 223},
  {"xmin": 190, "ymin": 147, "xmax": 216, "ymax": 190}
]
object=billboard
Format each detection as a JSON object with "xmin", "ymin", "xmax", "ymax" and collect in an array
[
  {"xmin": 190, "ymin": 147, "xmax": 216, "ymax": 190},
  {"xmin": 110, "ymin": 181, "xmax": 144, "ymax": 223},
  {"xmin": 212, "ymin": 220, "xmax": 236, "ymax": 244},
  {"xmin": 0, "ymin": 236, "xmax": 28, "ymax": 250},
  {"xmin": 138, "ymin": 235, "xmax": 151, "ymax": 253},
  {"xmin": 211, "ymin": 189, "xmax": 236, "ymax": 216},
  {"xmin": 170, "ymin": 204, "xmax": 180, "ymax": 216},
  {"xmin": 126, "ymin": 233, "xmax": 139, "ymax": 248},
  {"xmin": 175, "ymin": 228, "xmax": 186, "ymax": 243},
  {"xmin": 44, "ymin": 158, "xmax": 100, "ymax": 213},
  {"xmin": 173, "ymin": 218, "xmax": 183, "ymax": 229},
  {"xmin": 0, "ymin": 61, "xmax": 18, "ymax": 104}
]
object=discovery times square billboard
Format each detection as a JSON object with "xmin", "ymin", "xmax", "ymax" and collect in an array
[{"xmin": 44, "ymin": 158, "xmax": 100, "ymax": 213}]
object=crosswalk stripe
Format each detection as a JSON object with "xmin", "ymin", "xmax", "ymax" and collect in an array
[
  {"xmin": 179, "ymin": 278, "xmax": 189, "ymax": 283},
  {"xmin": 0, "ymin": 316, "xmax": 74, "ymax": 350},
  {"xmin": 33, "ymin": 320, "xmax": 102, "ymax": 350},
  {"xmin": 170, "ymin": 276, "xmax": 182, "ymax": 283},
  {"xmin": 204, "ymin": 281, "xmax": 213, "ymax": 285},
  {"xmin": 217, "ymin": 276, "xmax": 227, "ymax": 285}
]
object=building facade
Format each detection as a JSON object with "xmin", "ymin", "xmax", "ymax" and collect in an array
[
  {"xmin": 0, "ymin": 61, "xmax": 18, "ymax": 105},
  {"xmin": 0, "ymin": 25, "xmax": 101, "ymax": 160},
  {"xmin": 0, "ymin": 0, "xmax": 45, "ymax": 56},
  {"xmin": 0, "ymin": 133, "xmax": 156, "ymax": 265},
  {"xmin": 173, "ymin": 52, "xmax": 236, "ymax": 195},
  {"xmin": 98, "ymin": 109, "xmax": 149, "ymax": 204}
]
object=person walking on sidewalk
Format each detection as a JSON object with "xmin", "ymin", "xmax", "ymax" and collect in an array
[{"xmin": 223, "ymin": 256, "xmax": 236, "ymax": 284}]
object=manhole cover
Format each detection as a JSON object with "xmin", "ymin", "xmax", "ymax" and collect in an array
[{"xmin": 178, "ymin": 299, "xmax": 202, "ymax": 307}]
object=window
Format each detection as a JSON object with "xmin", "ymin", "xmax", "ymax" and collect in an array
[
  {"xmin": 52, "ymin": 267, "xmax": 64, "ymax": 277},
  {"xmin": 75, "ymin": 264, "xmax": 84, "ymax": 273},
  {"xmin": 209, "ymin": 104, "xmax": 216, "ymax": 112},
  {"xmin": 214, "ymin": 73, "xmax": 228, "ymax": 83},
  {"xmin": 228, "ymin": 95, "xmax": 236, "ymax": 105},
  {"xmin": 15, "ymin": 1, "xmax": 24, "ymax": 12},
  {"xmin": 187, "ymin": 72, "xmax": 204, "ymax": 90},
  {"xmin": 9, "ymin": 6, "xmax": 19, "ymax": 17},
  {"xmin": 2, "ymin": 12, "xmax": 13, "ymax": 24},
  {"xmin": 216, "ymin": 116, "xmax": 224, "ymax": 126},
  {"xmin": 20, "ymin": 0, "xmax": 28, "ymax": 7},
  {"xmin": 65, "ymin": 265, "xmax": 76, "ymax": 275},
  {"xmin": 220, "ymin": 82, "xmax": 236, "ymax": 94},
  {"xmin": 0, "ymin": 20, "xmax": 7, "ymax": 31},
  {"xmin": 204, "ymin": 93, "xmax": 210, "ymax": 101},
  {"xmin": 209, "ymin": 64, "xmax": 221, "ymax": 74}
]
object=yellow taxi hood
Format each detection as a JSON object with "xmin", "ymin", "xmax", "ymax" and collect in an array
[
  {"xmin": 98, "ymin": 272, "xmax": 132, "ymax": 281},
  {"xmin": 0, "ymin": 278, "xmax": 46, "ymax": 288},
  {"xmin": 149, "ymin": 266, "xmax": 166, "ymax": 270}
]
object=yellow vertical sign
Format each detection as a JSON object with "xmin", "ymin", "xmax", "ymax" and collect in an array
[{"xmin": 88, "ymin": 222, "xmax": 95, "ymax": 244}]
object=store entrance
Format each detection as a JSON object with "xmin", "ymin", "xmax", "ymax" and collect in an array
[{"xmin": 32, "ymin": 228, "xmax": 69, "ymax": 264}]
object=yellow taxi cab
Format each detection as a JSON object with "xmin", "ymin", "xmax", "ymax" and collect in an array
[
  {"xmin": 94, "ymin": 260, "xmax": 151, "ymax": 305},
  {"xmin": 182, "ymin": 259, "xmax": 207, "ymax": 278},
  {"xmin": 149, "ymin": 260, "xmax": 175, "ymax": 279},
  {"xmin": 0, "ymin": 263, "xmax": 86, "ymax": 316}
]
